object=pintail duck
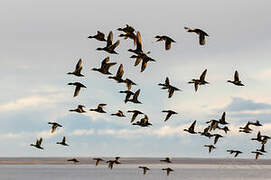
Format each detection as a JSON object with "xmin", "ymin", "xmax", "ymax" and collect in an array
[
  {"xmin": 204, "ymin": 145, "xmax": 216, "ymax": 153},
  {"xmin": 188, "ymin": 69, "xmax": 209, "ymax": 92},
  {"xmin": 128, "ymin": 31, "xmax": 150, "ymax": 56},
  {"xmin": 111, "ymin": 110, "xmax": 125, "ymax": 117},
  {"xmin": 30, "ymin": 138, "xmax": 43, "ymax": 150},
  {"xmin": 88, "ymin": 31, "xmax": 106, "ymax": 41},
  {"xmin": 108, "ymin": 64, "xmax": 125, "ymax": 83},
  {"xmin": 184, "ymin": 27, "xmax": 209, "ymax": 45},
  {"xmin": 68, "ymin": 82, "xmax": 86, "ymax": 97},
  {"xmin": 132, "ymin": 115, "xmax": 152, "ymax": 127},
  {"xmin": 117, "ymin": 24, "xmax": 135, "ymax": 34},
  {"xmin": 92, "ymin": 56, "xmax": 117, "ymax": 75},
  {"xmin": 90, "ymin": 104, "xmax": 107, "ymax": 113},
  {"xmin": 129, "ymin": 54, "xmax": 155, "ymax": 72},
  {"xmin": 184, "ymin": 120, "xmax": 197, "ymax": 134},
  {"xmin": 160, "ymin": 157, "xmax": 172, "ymax": 163},
  {"xmin": 227, "ymin": 150, "xmax": 242, "ymax": 157},
  {"xmin": 126, "ymin": 89, "xmax": 142, "ymax": 104},
  {"xmin": 127, "ymin": 110, "xmax": 143, "ymax": 123},
  {"xmin": 162, "ymin": 168, "xmax": 173, "ymax": 176},
  {"xmin": 117, "ymin": 24, "xmax": 136, "ymax": 46},
  {"xmin": 227, "ymin": 71, "xmax": 244, "ymax": 86},
  {"xmin": 56, "ymin": 136, "xmax": 69, "ymax": 146},
  {"xmin": 67, "ymin": 59, "xmax": 84, "ymax": 77},
  {"xmin": 48, "ymin": 122, "xmax": 63, "ymax": 133},
  {"xmin": 124, "ymin": 78, "xmax": 136, "ymax": 90},
  {"xmin": 162, "ymin": 110, "xmax": 177, "ymax": 122},
  {"xmin": 93, "ymin": 158, "xmax": 104, "ymax": 166},
  {"xmin": 251, "ymin": 151, "xmax": 263, "ymax": 160},
  {"xmin": 69, "ymin": 105, "xmax": 86, "ymax": 113},
  {"xmin": 138, "ymin": 166, "xmax": 150, "ymax": 175},
  {"xmin": 96, "ymin": 31, "xmax": 120, "ymax": 54},
  {"xmin": 67, "ymin": 158, "xmax": 79, "ymax": 164},
  {"xmin": 119, "ymin": 90, "xmax": 134, "ymax": 103},
  {"xmin": 155, "ymin": 35, "xmax": 176, "ymax": 50}
]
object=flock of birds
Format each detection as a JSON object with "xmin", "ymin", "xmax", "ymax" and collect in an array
[{"xmin": 29, "ymin": 24, "xmax": 270, "ymax": 175}]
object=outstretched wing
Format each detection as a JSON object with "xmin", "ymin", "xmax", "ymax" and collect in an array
[
  {"xmin": 75, "ymin": 59, "xmax": 82, "ymax": 71},
  {"xmin": 234, "ymin": 71, "xmax": 240, "ymax": 81},
  {"xmin": 106, "ymin": 31, "xmax": 113, "ymax": 47},
  {"xmin": 200, "ymin": 69, "xmax": 207, "ymax": 81},
  {"xmin": 136, "ymin": 31, "xmax": 142, "ymax": 52}
]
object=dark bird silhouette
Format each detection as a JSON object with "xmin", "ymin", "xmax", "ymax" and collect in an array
[
  {"xmin": 227, "ymin": 150, "xmax": 242, "ymax": 157},
  {"xmin": 48, "ymin": 122, "xmax": 63, "ymax": 133},
  {"xmin": 124, "ymin": 78, "xmax": 137, "ymax": 90},
  {"xmin": 155, "ymin": 35, "xmax": 176, "ymax": 50},
  {"xmin": 162, "ymin": 110, "xmax": 177, "ymax": 122},
  {"xmin": 251, "ymin": 131, "xmax": 262, "ymax": 142},
  {"xmin": 111, "ymin": 110, "xmax": 125, "ymax": 117},
  {"xmin": 198, "ymin": 126, "xmax": 214, "ymax": 139},
  {"xmin": 158, "ymin": 77, "xmax": 170, "ymax": 89},
  {"xmin": 184, "ymin": 120, "xmax": 197, "ymax": 134},
  {"xmin": 160, "ymin": 157, "xmax": 172, "ymax": 163},
  {"xmin": 67, "ymin": 59, "xmax": 84, "ymax": 77},
  {"xmin": 218, "ymin": 126, "xmax": 230, "ymax": 134},
  {"xmin": 97, "ymin": 31, "xmax": 120, "ymax": 54},
  {"xmin": 204, "ymin": 145, "xmax": 216, "ymax": 153},
  {"xmin": 239, "ymin": 122, "xmax": 252, "ymax": 133},
  {"xmin": 68, "ymin": 82, "xmax": 86, "ymax": 97},
  {"xmin": 249, "ymin": 120, "xmax": 262, "ymax": 127},
  {"xmin": 213, "ymin": 134, "xmax": 223, "ymax": 144},
  {"xmin": 167, "ymin": 85, "xmax": 181, "ymax": 98},
  {"xmin": 139, "ymin": 166, "xmax": 150, "ymax": 175},
  {"xmin": 56, "ymin": 136, "xmax": 69, "ymax": 146},
  {"xmin": 206, "ymin": 120, "xmax": 219, "ymax": 131},
  {"xmin": 251, "ymin": 151, "xmax": 263, "ymax": 160},
  {"xmin": 218, "ymin": 112, "xmax": 228, "ymax": 125},
  {"xmin": 184, "ymin": 27, "xmax": 209, "ymax": 45},
  {"xmin": 117, "ymin": 24, "xmax": 135, "ymax": 34},
  {"xmin": 127, "ymin": 110, "xmax": 143, "ymax": 123},
  {"xmin": 67, "ymin": 158, "xmax": 79, "ymax": 164},
  {"xmin": 227, "ymin": 71, "xmax": 244, "ymax": 86},
  {"xmin": 162, "ymin": 168, "xmax": 173, "ymax": 176},
  {"xmin": 93, "ymin": 158, "xmax": 104, "ymax": 166},
  {"xmin": 90, "ymin": 104, "xmax": 107, "ymax": 113},
  {"xmin": 119, "ymin": 90, "xmax": 134, "ymax": 103},
  {"xmin": 128, "ymin": 31, "xmax": 150, "ymax": 55},
  {"xmin": 106, "ymin": 160, "xmax": 115, "ymax": 169},
  {"xmin": 88, "ymin": 31, "xmax": 106, "ymax": 41},
  {"xmin": 257, "ymin": 144, "xmax": 267, "ymax": 153},
  {"xmin": 188, "ymin": 69, "xmax": 209, "ymax": 92},
  {"xmin": 126, "ymin": 89, "xmax": 142, "ymax": 104},
  {"xmin": 132, "ymin": 115, "xmax": 152, "ymax": 127},
  {"xmin": 69, "ymin": 105, "xmax": 86, "ymax": 113},
  {"xmin": 92, "ymin": 56, "xmax": 117, "ymax": 75},
  {"xmin": 261, "ymin": 135, "xmax": 271, "ymax": 145},
  {"xmin": 119, "ymin": 32, "xmax": 137, "ymax": 46},
  {"xmin": 108, "ymin": 64, "xmax": 125, "ymax": 83},
  {"xmin": 30, "ymin": 138, "xmax": 44, "ymax": 150}
]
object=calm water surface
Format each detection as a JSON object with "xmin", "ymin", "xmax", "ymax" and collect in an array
[{"xmin": 1, "ymin": 163, "xmax": 271, "ymax": 180}]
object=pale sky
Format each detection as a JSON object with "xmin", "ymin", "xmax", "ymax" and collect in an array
[{"xmin": 1, "ymin": 0, "xmax": 271, "ymax": 158}]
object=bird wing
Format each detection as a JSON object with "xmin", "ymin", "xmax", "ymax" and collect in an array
[
  {"xmin": 194, "ymin": 82, "xmax": 199, "ymax": 92},
  {"xmin": 200, "ymin": 69, "xmax": 207, "ymax": 81},
  {"xmin": 74, "ymin": 86, "xmax": 81, "ymax": 97},
  {"xmin": 165, "ymin": 77, "xmax": 170, "ymax": 86},
  {"xmin": 98, "ymin": 104, "xmax": 106, "ymax": 109},
  {"xmin": 190, "ymin": 120, "xmax": 196, "ymax": 131},
  {"xmin": 133, "ymin": 89, "xmax": 140, "ymax": 100},
  {"xmin": 51, "ymin": 124, "xmax": 57, "ymax": 133},
  {"xmin": 134, "ymin": 57, "xmax": 142, "ymax": 66},
  {"xmin": 234, "ymin": 71, "xmax": 240, "ymax": 81},
  {"xmin": 131, "ymin": 112, "xmax": 138, "ymax": 123},
  {"xmin": 214, "ymin": 136, "xmax": 219, "ymax": 144},
  {"xmin": 116, "ymin": 64, "xmax": 124, "ymax": 78},
  {"xmin": 101, "ymin": 57, "xmax": 110, "ymax": 68},
  {"xmin": 75, "ymin": 59, "xmax": 82, "ymax": 71},
  {"xmin": 221, "ymin": 112, "xmax": 226, "ymax": 121},
  {"xmin": 199, "ymin": 33, "xmax": 206, "ymax": 45},
  {"xmin": 107, "ymin": 31, "xmax": 113, "ymax": 47},
  {"xmin": 168, "ymin": 87, "xmax": 174, "ymax": 98},
  {"xmin": 136, "ymin": 31, "xmax": 142, "ymax": 52},
  {"xmin": 38, "ymin": 138, "xmax": 43, "ymax": 146},
  {"xmin": 109, "ymin": 40, "xmax": 120, "ymax": 50},
  {"xmin": 165, "ymin": 40, "xmax": 171, "ymax": 50},
  {"xmin": 141, "ymin": 59, "xmax": 147, "ymax": 72},
  {"xmin": 62, "ymin": 136, "xmax": 66, "ymax": 143},
  {"xmin": 165, "ymin": 112, "xmax": 172, "ymax": 121}
]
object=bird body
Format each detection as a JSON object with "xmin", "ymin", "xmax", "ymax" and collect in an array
[
  {"xmin": 88, "ymin": 31, "xmax": 106, "ymax": 41},
  {"xmin": 92, "ymin": 56, "xmax": 117, "ymax": 75},
  {"xmin": 48, "ymin": 122, "xmax": 63, "ymax": 133},
  {"xmin": 69, "ymin": 105, "xmax": 86, "ymax": 113},
  {"xmin": 188, "ymin": 69, "xmax": 209, "ymax": 92},
  {"xmin": 67, "ymin": 59, "xmax": 84, "ymax": 77},
  {"xmin": 227, "ymin": 71, "xmax": 244, "ymax": 86},
  {"xmin": 57, "ymin": 136, "xmax": 69, "ymax": 146},
  {"xmin": 30, "ymin": 138, "xmax": 44, "ymax": 150},
  {"xmin": 155, "ymin": 35, "xmax": 176, "ymax": 50},
  {"xmin": 90, "ymin": 104, "xmax": 107, "ymax": 113},
  {"xmin": 162, "ymin": 167, "xmax": 173, "ymax": 176},
  {"xmin": 184, "ymin": 120, "xmax": 197, "ymax": 134},
  {"xmin": 162, "ymin": 110, "xmax": 177, "ymax": 122},
  {"xmin": 68, "ymin": 82, "xmax": 86, "ymax": 97},
  {"xmin": 184, "ymin": 27, "xmax": 209, "ymax": 45},
  {"xmin": 127, "ymin": 110, "xmax": 143, "ymax": 123}
]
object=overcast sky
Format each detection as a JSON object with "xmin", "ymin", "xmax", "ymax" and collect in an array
[{"xmin": 1, "ymin": 0, "xmax": 271, "ymax": 158}]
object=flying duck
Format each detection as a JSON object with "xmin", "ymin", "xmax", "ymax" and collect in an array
[
  {"xmin": 204, "ymin": 145, "xmax": 216, "ymax": 153},
  {"xmin": 111, "ymin": 110, "xmax": 125, "ymax": 117},
  {"xmin": 138, "ymin": 166, "xmax": 150, "ymax": 175},
  {"xmin": 126, "ymin": 89, "xmax": 142, "ymax": 104},
  {"xmin": 184, "ymin": 120, "xmax": 197, "ymax": 134},
  {"xmin": 30, "ymin": 138, "xmax": 44, "ymax": 150},
  {"xmin": 92, "ymin": 56, "xmax": 117, "ymax": 75},
  {"xmin": 67, "ymin": 82, "xmax": 86, "ymax": 97},
  {"xmin": 124, "ymin": 78, "xmax": 137, "ymax": 90},
  {"xmin": 251, "ymin": 151, "xmax": 263, "ymax": 160},
  {"xmin": 184, "ymin": 27, "xmax": 209, "ymax": 45},
  {"xmin": 67, "ymin": 158, "xmax": 79, "ymax": 164},
  {"xmin": 162, "ymin": 110, "xmax": 177, "ymax": 122},
  {"xmin": 227, "ymin": 150, "xmax": 242, "ymax": 157},
  {"xmin": 127, "ymin": 110, "xmax": 143, "ymax": 123},
  {"xmin": 69, "ymin": 105, "xmax": 86, "ymax": 113},
  {"xmin": 90, "ymin": 104, "xmax": 107, "ymax": 113},
  {"xmin": 96, "ymin": 31, "xmax": 120, "ymax": 54},
  {"xmin": 162, "ymin": 168, "xmax": 173, "ymax": 176},
  {"xmin": 56, "ymin": 136, "xmax": 69, "ymax": 146},
  {"xmin": 93, "ymin": 158, "xmax": 104, "ymax": 166},
  {"xmin": 227, "ymin": 71, "xmax": 244, "ymax": 86},
  {"xmin": 48, "ymin": 122, "xmax": 63, "ymax": 133},
  {"xmin": 88, "ymin": 31, "xmax": 106, "ymax": 41},
  {"xmin": 155, "ymin": 35, "xmax": 176, "ymax": 50},
  {"xmin": 67, "ymin": 59, "xmax": 84, "ymax": 77},
  {"xmin": 160, "ymin": 157, "xmax": 172, "ymax": 163},
  {"xmin": 188, "ymin": 69, "xmax": 209, "ymax": 92},
  {"xmin": 108, "ymin": 64, "xmax": 125, "ymax": 83}
]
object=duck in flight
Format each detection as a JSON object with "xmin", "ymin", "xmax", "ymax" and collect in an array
[
  {"xmin": 69, "ymin": 105, "xmax": 86, "ymax": 113},
  {"xmin": 204, "ymin": 145, "xmax": 216, "ymax": 153},
  {"xmin": 184, "ymin": 27, "xmax": 209, "ymax": 45},
  {"xmin": 127, "ymin": 110, "xmax": 143, "ymax": 123},
  {"xmin": 126, "ymin": 89, "xmax": 142, "ymax": 104},
  {"xmin": 118, "ymin": 24, "xmax": 136, "ymax": 46},
  {"xmin": 213, "ymin": 134, "xmax": 223, "ymax": 144},
  {"xmin": 158, "ymin": 77, "xmax": 170, "ymax": 89},
  {"xmin": 30, "ymin": 138, "xmax": 44, "ymax": 150},
  {"xmin": 162, "ymin": 168, "xmax": 173, "ymax": 176},
  {"xmin": 67, "ymin": 158, "xmax": 80, "ymax": 164},
  {"xmin": 251, "ymin": 151, "xmax": 263, "ymax": 160},
  {"xmin": 159, "ymin": 77, "xmax": 180, "ymax": 98},
  {"xmin": 139, "ymin": 166, "xmax": 150, "ymax": 175},
  {"xmin": 48, "ymin": 122, "xmax": 63, "ymax": 133},
  {"xmin": 111, "ymin": 110, "xmax": 125, "ymax": 117},
  {"xmin": 188, "ymin": 69, "xmax": 209, "ymax": 92},
  {"xmin": 117, "ymin": 24, "xmax": 135, "ymax": 34},
  {"xmin": 124, "ymin": 78, "xmax": 137, "ymax": 90},
  {"xmin": 155, "ymin": 35, "xmax": 176, "ymax": 50},
  {"xmin": 92, "ymin": 56, "xmax": 117, "ymax": 75},
  {"xmin": 184, "ymin": 120, "xmax": 197, "ymax": 134},
  {"xmin": 251, "ymin": 131, "xmax": 263, "ymax": 142},
  {"xmin": 162, "ymin": 110, "xmax": 177, "ymax": 122},
  {"xmin": 68, "ymin": 82, "xmax": 86, "ymax": 97},
  {"xmin": 227, "ymin": 150, "xmax": 242, "ymax": 157},
  {"xmin": 227, "ymin": 71, "xmax": 244, "ymax": 86},
  {"xmin": 257, "ymin": 144, "xmax": 267, "ymax": 153},
  {"xmin": 218, "ymin": 112, "xmax": 228, "ymax": 125},
  {"xmin": 128, "ymin": 31, "xmax": 150, "ymax": 56},
  {"xmin": 56, "ymin": 136, "xmax": 69, "ymax": 146},
  {"xmin": 239, "ymin": 122, "xmax": 252, "ymax": 133},
  {"xmin": 132, "ymin": 114, "xmax": 152, "ymax": 127},
  {"xmin": 249, "ymin": 120, "xmax": 262, "ymax": 127},
  {"xmin": 90, "ymin": 104, "xmax": 107, "ymax": 113},
  {"xmin": 96, "ymin": 31, "xmax": 120, "ymax": 54},
  {"xmin": 67, "ymin": 59, "xmax": 84, "ymax": 77},
  {"xmin": 108, "ymin": 64, "xmax": 125, "ymax": 83},
  {"xmin": 160, "ymin": 157, "xmax": 172, "ymax": 163},
  {"xmin": 119, "ymin": 90, "xmax": 134, "ymax": 103},
  {"xmin": 93, "ymin": 158, "xmax": 104, "ymax": 166},
  {"xmin": 88, "ymin": 31, "xmax": 106, "ymax": 42}
]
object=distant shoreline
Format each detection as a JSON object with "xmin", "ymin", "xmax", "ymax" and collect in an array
[{"xmin": 1, "ymin": 157, "xmax": 271, "ymax": 165}]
